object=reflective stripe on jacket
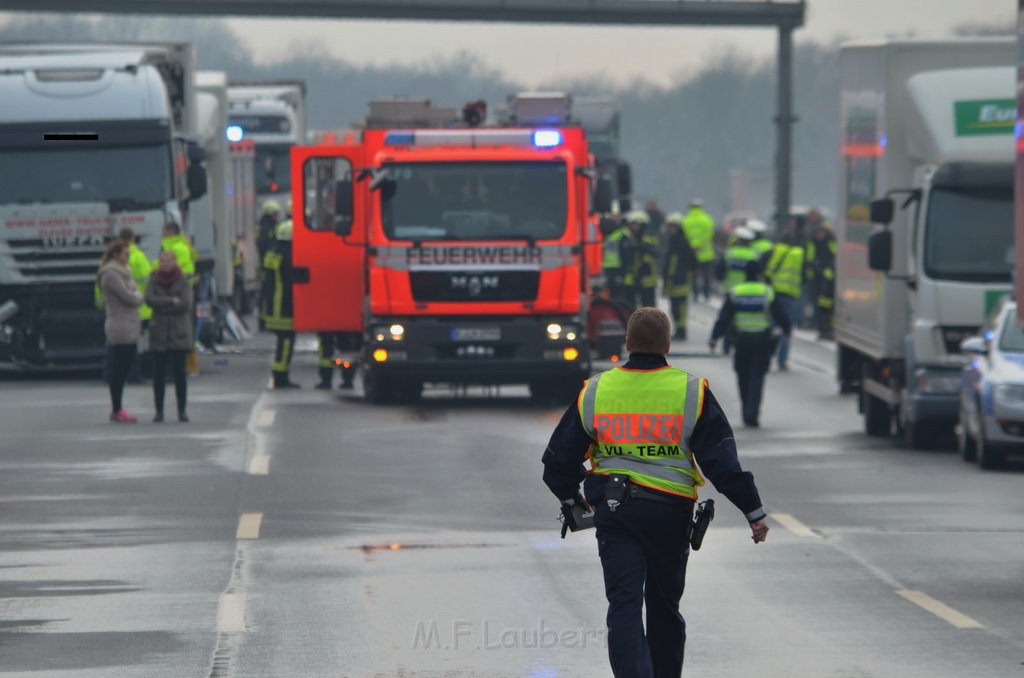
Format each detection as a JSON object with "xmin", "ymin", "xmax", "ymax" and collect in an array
[
  {"xmin": 638, "ymin": 233, "xmax": 660, "ymax": 288},
  {"xmin": 732, "ymin": 281, "xmax": 774, "ymax": 333},
  {"xmin": 577, "ymin": 365, "xmax": 707, "ymax": 499}
]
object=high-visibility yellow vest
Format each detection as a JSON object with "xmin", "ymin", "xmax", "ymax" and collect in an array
[
  {"xmin": 723, "ymin": 245, "xmax": 757, "ymax": 294},
  {"xmin": 732, "ymin": 281, "xmax": 774, "ymax": 333},
  {"xmin": 768, "ymin": 244, "xmax": 804, "ymax": 299},
  {"xmin": 128, "ymin": 243, "xmax": 153, "ymax": 321},
  {"xmin": 578, "ymin": 366, "xmax": 707, "ymax": 499},
  {"xmin": 753, "ymin": 238, "xmax": 774, "ymax": 257},
  {"xmin": 157, "ymin": 235, "xmax": 197, "ymax": 277},
  {"xmin": 602, "ymin": 227, "xmax": 630, "ymax": 270},
  {"xmin": 683, "ymin": 208, "xmax": 715, "ymax": 263}
]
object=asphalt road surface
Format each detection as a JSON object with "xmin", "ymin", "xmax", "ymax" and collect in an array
[{"xmin": 2, "ymin": 304, "xmax": 1024, "ymax": 677}]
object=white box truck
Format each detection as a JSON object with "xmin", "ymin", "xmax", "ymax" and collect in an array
[
  {"xmin": 836, "ymin": 38, "xmax": 1015, "ymax": 447},
  {"xmin": 0, "ymin": 42, "xmax": 207, "ymax": 369},
  {"xmin": 227, "ymin": 80, "xmax": 307, "ymax": 210}
]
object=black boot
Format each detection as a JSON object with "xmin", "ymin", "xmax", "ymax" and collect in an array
[
  {"xmin": 315, "ymin": 367, "xmax": 332, "ymax": 390},
  {"xmin": 273, "ymin": 373, "xmax": 301, "ymax": 389}
]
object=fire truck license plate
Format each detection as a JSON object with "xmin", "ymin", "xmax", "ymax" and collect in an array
[{"xmin": 451, "ymin": 327, "xmax": 501, "ymax": 342}]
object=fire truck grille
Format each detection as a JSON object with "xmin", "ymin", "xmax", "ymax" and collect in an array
[{"xmin": 409, "ymin": 271, "xmax": 540, "ymax": 302}]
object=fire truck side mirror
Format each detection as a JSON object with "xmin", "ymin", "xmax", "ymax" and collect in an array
[
  {"xmin": 333, "ymin": 179, "xmax": 354, "ymax": 236},
  {"xmin": 594, "ymin": 178, "xmax": 614, "ymax": 215},
  {"xmin": 187, "ymin": 164, "xmax": 208, "ymax": 202}
]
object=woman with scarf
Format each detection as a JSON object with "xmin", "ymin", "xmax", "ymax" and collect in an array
[
  {"xmin": 97, "ymin": 241, "xmax": 144, "ymax": 423},
  {"xmin": 145, "ymin": 251, "xmax": 193, "ymax": 422}
]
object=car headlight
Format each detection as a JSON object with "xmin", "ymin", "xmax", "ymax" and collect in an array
[
  {"xmin": 995, "ymin": 384, "xmax": 1024, "ymax": 404},
  {"xmin": 914, "ymin": 368, "xmax": 961, "ymax": 394},
  {"xmin": 546, "ymin": 323, "xmax": 581, "ymax": 341},
  {"xmin": 373, "ymin": 324, "xmax": 405, "ymax": 341}
]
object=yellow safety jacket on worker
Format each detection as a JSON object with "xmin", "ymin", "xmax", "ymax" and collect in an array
[
  {"xmin": 767, "ymin": 244, "xmax": 804, "ymax": 299},
  {"xmin": 723, "ymin": 245, "xmax": 758, "ymax": 294},
  {"xmin": 262, "ymin": 222, "xmax": 295, "ymax": 331},
  {"xmin": 752, "ymin": 238, "xmax": 774, "ymax": 259},
  {"xmin": 638, "ymin": 233, "xmax": 660, "ymax": 289},
  {"xmin": 603, "ymin": 226, "xmax": 636, "ymax": 286},
  {"xmin": 732, "ymin": 281, "xmax": 774, "ymax": 333},
  {"xmin": 157, "ymin": 234, "xmax": 197, "ymax": 277},
  {"xmin": 578, "ymin": 366, "xmax": 707, "ymax": 499},
  {"xmin": 128, "ymin": 243, "xmax": 153, "ymax": 321},
  {"xmin": 683, "ymin": 208, "xmax": 715, "ymax": 264}
]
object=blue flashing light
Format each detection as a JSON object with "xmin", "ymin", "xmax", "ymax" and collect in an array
[
  {"xmin": 385, "ymin": 131, "xmax": 416, "ymax": 146},
  {"xmin": 226, "ymin": 125, "xmax": 244, "ymax": 142},
  {"xmin": 533, "ymin": 130, "xmax": 562, "ymax": 148},
  {"xmin": 984, "ymin": 330, "xmax": 995, "ymax": 341},
  {"xmin": 879, "ymin": 134, "xmax": 887, "ymax": 148}
]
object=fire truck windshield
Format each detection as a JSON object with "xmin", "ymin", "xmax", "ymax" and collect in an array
[{"xmin": 380, "ymin": 161, "xmax": 568, "ymax": 241}]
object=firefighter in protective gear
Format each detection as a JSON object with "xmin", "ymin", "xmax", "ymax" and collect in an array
[
  {"xmin": 636, "ymin": 213, "xmax": 660, "ymax": 308},
  {"xmin": 257, "ymin": 199, "xmax": 282, "ymax": 264},
  {"xmin": 766, "ymin": 228, "xmax": 805, "ymax": 371},
  {"xmin": 542, "ymin": 307, "xmax": 769, "ymax": 676},
  {"xmin": 262, "ymin": 219, "xmax": 300, "ymax": 389},
  {"xmin": 603, "ymin": 211, "xmax": 643, "ymax": 306},
  {"xmin": 662, "ymin": 212, "xmax": 698, "ymax": 340},
  {"xmin": 718, "ymin": 226, "xmax": 759, "ymax": 296},
  {"xmin": 682, "ymin": 199, "xmax": 715, "ymax": 301},
  {"xmin": 710, "ymin": 260, "xmax": 792, "ymax": 427},
  {"xmin": 808, "ymin": 222, "xmax": 837, "ymax": 340}
]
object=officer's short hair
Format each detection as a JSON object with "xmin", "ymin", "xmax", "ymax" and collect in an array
[
  {"xmin": 626, "ymin": 307, "xmax": 671, "ymax": 354},
  {"xmin": 118, "ymin": 227, "xmax": 135, "ymax": 243}
]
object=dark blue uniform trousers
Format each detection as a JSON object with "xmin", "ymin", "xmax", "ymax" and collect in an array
[{"xmin": 594, "ymin": 495, "xmax": 694, "ymax": 677}]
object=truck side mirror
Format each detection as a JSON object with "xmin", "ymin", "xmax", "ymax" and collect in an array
[
  {"xmin": 870, "ymin": 198, "xmax": 894, "ymax": 225},
  {"xmin": 616, "ymin": 160, "xmax": 632, "ymax": 199},
  {"xmin": 594, "ymin": 177, "xmax": 614, "ymax": 215},
  {"xmin": 187, "ymin": 164, "xmax": 208, "ymax": 202},
  {"xmin": 867, "ymin": 230, "xmax": 892, "ymax": 272},
  {"xmin": 959, "ymin": 336, "xmax": 988, "ymax": 356},
  {"xmin": 332, "ymin": 178, "xmax": 354, "ymax": 236},
  {"xmin": 187, "ymin": 140, "xmax": 205, "ymax": 164}
]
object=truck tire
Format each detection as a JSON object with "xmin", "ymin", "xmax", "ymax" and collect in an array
[{"xmin": 862, "ymin": 389, "xmax": 891, "ymax": 437}]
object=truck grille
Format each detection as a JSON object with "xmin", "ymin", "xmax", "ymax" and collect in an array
[
  {"xmin": 7, "ymin": 239, "xmax": 106, "ymax": 281},
  {"xmin": 409, "ymin": 271, "xmax": 540, "ymax": 302}
]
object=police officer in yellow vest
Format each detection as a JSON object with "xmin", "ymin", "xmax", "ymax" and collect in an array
[
  {"xmin": 603, "ymin": 212, "xmax": 642, "ymax": 306},
  {"xmin": 543, "ymin": 307, "xmax": 769, "ymax": 676},
  {"xmin": 717, "ymin": 226, "xmax": 758, "ymax": 296},
  {"xmin": 710, "ymin": 261, "xmax": 792, "ymax": 427},
  {"xmin": 765, "ymin": 231, "xmax": 805, "ymax": 371},
  {"xmin": 262, "ymin": 219, "xmax": 300, "ymax": 389},
  {"xmin": 682, "ymin": 199, "xmax": 715, "ymax": 302}
]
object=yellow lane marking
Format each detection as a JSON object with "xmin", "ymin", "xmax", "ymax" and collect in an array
[
  {"xmin": 217, "ymin": 592, "xmax": 247, "ymax": 633},
  {"xmin": 258, "ymin": 409, "xmax": 276, "ymax": 427},
  {"xmin": 236, "ymin": 513, "xmax": 263, "ymax": 540},
  {"xmin": 895, "ymin": 590, "xmax": 984, "ymax": 629},
  {"xmin": 770, "ymin": 513, "xmax": 821, "ymax": 539},
  {"xmin": 248, "ymin": 453, "xmax": 271, "ymax": 476}
]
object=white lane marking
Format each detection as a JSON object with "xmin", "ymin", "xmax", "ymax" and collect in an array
[
  {"xmin": 257, "ymin": 409, "xmax": 276, "ymax": 427},
  {"xmin": 217, "ymin": 592, "xmax": 248, "ymax": 633},
  {"xmin": 770, "ymin": 512, "xmax": 821, "ymax": 539},
  {"xmin": 248, "ymin": 453, "xmax": 271, "ymax": 476},
  {"xmin": 895, "ymin": 590, "xmax": 984, "ymax": 629},
  {"xmin": 236, "ymin": 513, "xmax": 263, "ymax": 539}
]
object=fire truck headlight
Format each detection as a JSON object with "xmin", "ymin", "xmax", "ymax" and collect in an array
[
  {"xmin": 389, "ymin": 324, "xmax": 405, "ymax": 340},
  {"xmin": 546, "ymin": 323, "xmax": 562, "ymax": 340}
]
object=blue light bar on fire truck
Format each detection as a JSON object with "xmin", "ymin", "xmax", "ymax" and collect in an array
[{"xmin": 384, "ymin": 129, "xmax": 562, "ymax": 148}]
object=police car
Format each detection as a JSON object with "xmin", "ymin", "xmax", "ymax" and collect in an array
[{"xmin": 957, "ymin": 297, "xmax": 1024, "ymax": 470}]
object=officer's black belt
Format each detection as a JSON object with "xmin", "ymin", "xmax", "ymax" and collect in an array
[{"xmin": 627, "ymin": 482, "xmax": 692, "ymax": 506}]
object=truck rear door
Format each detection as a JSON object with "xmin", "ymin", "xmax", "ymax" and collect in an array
[{"xmin": 290, "ymin": 145, "xmax": 365, "ymax": 332}]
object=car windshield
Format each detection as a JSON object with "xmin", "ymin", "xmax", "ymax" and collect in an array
[
  {"xmin": 998, "ymin": 312, "xmax": 1024, "ymax": 352},
  {"xmin": 380, "ymin": 161, "xmax": 568, "ymax": 241},
  {"xmin": 0, "ymin": 144, "xmax": 172, "ymax": 206},
  {"xmin": 924, "ymin": 186, "xmax": 1013, "ymax": 282},
  {"xmin": 255, "ymin": 145, "xmax": 292, "ymax": 194}
]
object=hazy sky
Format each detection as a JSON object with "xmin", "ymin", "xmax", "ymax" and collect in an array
[{"xmin": 222, "ymin": 0, "xmax": 1014, "ymax": 86}]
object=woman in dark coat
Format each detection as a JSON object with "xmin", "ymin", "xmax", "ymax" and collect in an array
[{"xmin": 145, "ymin": 251, "xmax": 193, "ymax": 422}]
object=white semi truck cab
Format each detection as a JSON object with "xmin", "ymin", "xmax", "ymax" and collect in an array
[
  {"xmin": 0, "ymin": 43, "xmax": 206, "ymax": 369},
  {"xmin": 836, "ymin": 39, "xmax": 1014, "ymax": 447}
]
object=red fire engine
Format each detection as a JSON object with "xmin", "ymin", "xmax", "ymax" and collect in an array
[{"xmin": 290, "ymin": 97, "xmax": 616, "ymax": 403}]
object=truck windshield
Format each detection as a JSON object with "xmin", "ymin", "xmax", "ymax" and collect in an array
[
  {"xmin": 380, "ymin": 161, "xmax": 568, "ymax": 241},
  {"xmin": 924, "ymin": 187, "xmax": 1013, "ymax": 282},
  {"xmin": 0, "ymin": 144, "xmax": 172, "ymax": 207},
  {"xmin": 255, "ymin": 145, "xmax": 292, "ymax": 194}
]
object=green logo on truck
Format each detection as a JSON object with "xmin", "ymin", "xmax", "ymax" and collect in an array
[{"xmin": 954, "ymin": 99, "xmax": 1015, "ymax": 136}]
